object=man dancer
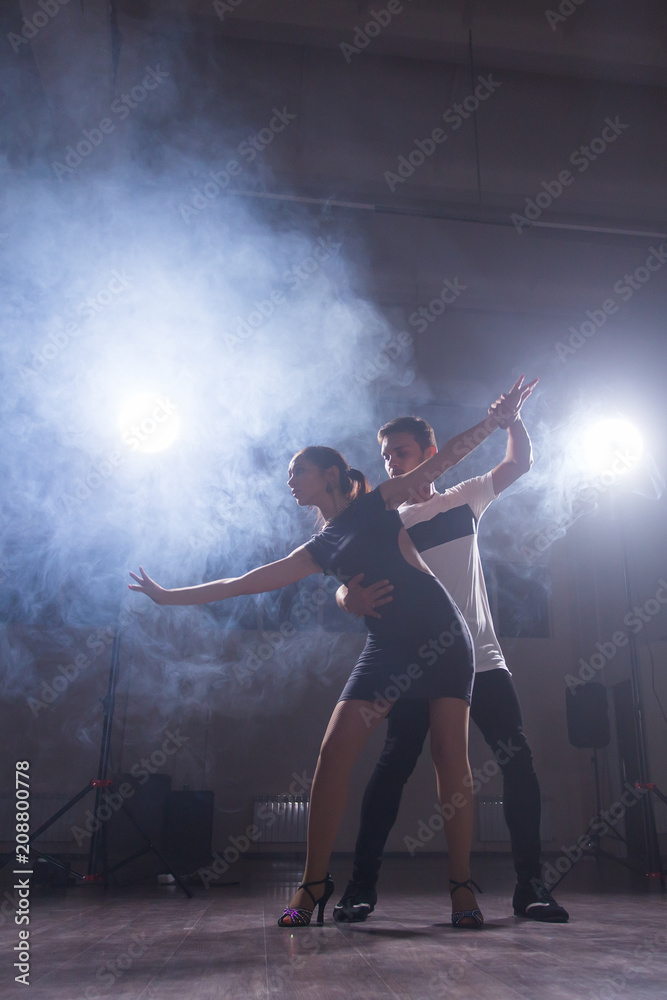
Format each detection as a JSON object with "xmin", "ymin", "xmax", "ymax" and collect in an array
[{"xmin": 333, "ymin": 383, "xmax": 569, "ymax": 922}]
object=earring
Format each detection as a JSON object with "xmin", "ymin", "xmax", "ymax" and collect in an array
[{"xmin": 325, "ymin": 484, "xmax": 333, "ymax": 494}]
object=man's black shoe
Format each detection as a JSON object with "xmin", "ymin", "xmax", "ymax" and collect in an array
[
  {"xmin": 332, "ymin": 880, "xmax": 377, "ymax": 923},
  {"xmin": 513, "ymin": 880, "xmax": 569, "ymax": 922}
]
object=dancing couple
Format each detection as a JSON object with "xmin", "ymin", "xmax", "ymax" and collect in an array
[{"xmin": 130, "ymin": 374, "xmax": 566, "ymax": 928}]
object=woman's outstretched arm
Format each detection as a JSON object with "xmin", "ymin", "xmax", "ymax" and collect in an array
[
  {"xmin": 129, "ymin": 545, "xmax": 321, "ymax": 606},
  {"xmin": 380, "ymin": 376, "xmax": 538, "ymax": 509}
]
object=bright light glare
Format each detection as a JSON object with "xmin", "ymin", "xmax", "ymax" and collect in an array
[
  {"xmin": 118, "ymin": 392, "xmax": 180, "ymax": 453},
  {"xmin": 583, "ymin": 418, "xmax": 643, "ymax": 477}
]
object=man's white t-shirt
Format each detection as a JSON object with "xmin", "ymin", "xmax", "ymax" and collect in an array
[{"xmin": 398, "ymin": 471, "xmax": 507, "ymax": 674}]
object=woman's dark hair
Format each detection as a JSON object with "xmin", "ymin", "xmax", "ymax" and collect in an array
[{"xmin": 293, "ymin": 446, "xmax": 370, "ymax": 500}]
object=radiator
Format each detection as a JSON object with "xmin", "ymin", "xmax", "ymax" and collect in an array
[
  {"xmin": 477, "ymin": 797, "xmax": 508, "ymax": 842},
  {"xmin": 477, "ymin": 797, "xmax": 554, "ymax": 843},
  {"xmin": 252, "ymin": 795, "xmax": 309, "ymax": 842}
]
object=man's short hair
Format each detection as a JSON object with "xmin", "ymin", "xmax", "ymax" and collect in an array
[{"xmin": 377, "ymin": 416, "xmax": 436, "ymax": 452}]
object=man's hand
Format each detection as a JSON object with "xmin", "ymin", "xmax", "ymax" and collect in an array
[
  {"xmin": 337, "ymin": 573, "xmax": 394, "ymax": 620},
  {"xmin": 489, "ymin": 375, "xmax": 538, "ymax": 429}
]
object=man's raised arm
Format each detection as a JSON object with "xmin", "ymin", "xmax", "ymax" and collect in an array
[{"xmin": 491, "ymin": 415, "xmax": 533, "ymax": 495}]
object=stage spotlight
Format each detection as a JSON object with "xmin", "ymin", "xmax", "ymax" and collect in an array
[
  {"xmin": 118, "ymin": 392, "xmax": 180, "ymax": 453},
  {"xmin": 583, "ymin": 418, "xmax": 643, "ymax": 477}
]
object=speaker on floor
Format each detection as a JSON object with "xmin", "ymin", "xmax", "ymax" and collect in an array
[
  {"xmin": 566, "ymin": 682, "xmax": 610, "ymax": 749},
  {"xmin": 105, "ymin": 772, "xmax": 172, "ymax": 881},
  {"xmin": 162, "ymin": 791, "xmax": 214, "ymax": 875}
]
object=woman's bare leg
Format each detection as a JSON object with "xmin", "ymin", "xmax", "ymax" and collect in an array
[
  {"xmin": 282, "ymin": 699, "xmax": 389, "ymax": 920},
  {"xmin": 429, "ymin": 697, "xmax": 480, "ymax": 920}
]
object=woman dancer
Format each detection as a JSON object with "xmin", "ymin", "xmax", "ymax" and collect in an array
[{"xmin": 130, "ymin": 377, "xmax": 536, "ymax": 929}]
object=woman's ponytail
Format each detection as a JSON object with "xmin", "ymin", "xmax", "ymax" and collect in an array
[
  {"xmin": 346, "ymin": 467, "xmax": 370, "ymax": 499},
  {"xmin": 294, "ymin": 447, "xmax": 370, "ymax": 499}
]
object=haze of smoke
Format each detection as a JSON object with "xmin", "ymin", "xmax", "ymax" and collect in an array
[{"xmin": 0, "ymin": 167, "xmax": 412, "ymax": 723}]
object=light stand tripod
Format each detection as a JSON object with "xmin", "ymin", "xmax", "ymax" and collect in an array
[
  {"xmin": 559, "ymin": 682, "xmax": 638, "ymax": 887},
  {"xmin": 616, "ymin": 495, "xmax": 665, "ymax": 886},
  {"xmin": 2, "ymin": 624, "xmax": 192, "ymax": 898},
  {"xmin": 554, "ymin": 710, "xmax": 665, "ymax": 891},
  {"xmin": 554, "ymin": 485, "xmax": 666, "ymax": 891},
  {"xmin": 580, "ymin": 746, "xmax": 633, "ymax": 870}
]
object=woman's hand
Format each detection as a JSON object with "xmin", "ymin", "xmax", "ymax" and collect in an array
[
  {"xmin": 128, "ymin": 547, "xmax": 320, "ymax": 607},
  {"xmin": 489, "ymin": 375, "xmax": 538, "ymax": 428},
  {"xmin": 128, "ymin": 566, "xmax": 170, "ymax": 605}
]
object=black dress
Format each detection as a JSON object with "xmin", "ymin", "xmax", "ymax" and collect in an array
[{"xmin": 304, "ymin": 487, "xmax": 474, "ymax": 703}]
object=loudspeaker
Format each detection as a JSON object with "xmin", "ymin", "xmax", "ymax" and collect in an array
[
  {"xmin": 566, "ymin": 682, "xmax": 610, "ymax": 748},
  {"xmin": 163, "ymin": 791, "xmax": 214, "ymax": 875},
  {"xmin": 31, "ymin": 858, "xmax": 70, "ymax": 887},
  {"xmin": 105, "ymin": 772, "xmax": 172, "ymax": 882}
]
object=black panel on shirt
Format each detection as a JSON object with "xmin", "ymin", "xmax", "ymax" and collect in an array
[{"xmin": 406, "ymin": 503, "xmax": 477, "ymax": 553}]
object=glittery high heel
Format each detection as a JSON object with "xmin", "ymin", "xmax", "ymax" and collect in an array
[
  {"xmin": 449, "ymin": 877, "xmax": 484, "ymax": 929},
  {"xmin": 278, "ymin": 874, "xmax": 335, "ymax": 927}
]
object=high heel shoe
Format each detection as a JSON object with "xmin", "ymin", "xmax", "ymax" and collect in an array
[
  {"xmin": 278, "ymin": 874, "xmax": 335, "ymax": 927},
  {"xmin": 449, "ymin": 878, "xmax": 484, "ymax": 929}
]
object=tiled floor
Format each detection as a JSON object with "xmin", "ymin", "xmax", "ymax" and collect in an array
[{"xmin": 1, "ymin": 856, "xmax": 665, "ymax": 999}]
